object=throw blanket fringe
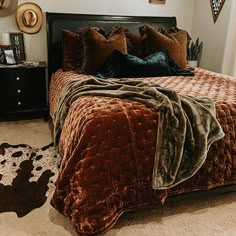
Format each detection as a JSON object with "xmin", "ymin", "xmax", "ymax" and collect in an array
[{"xmin": 53, "ymin": 78, "xmax": 224, "ymax": 189}]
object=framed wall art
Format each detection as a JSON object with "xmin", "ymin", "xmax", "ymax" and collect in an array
[
  {"xmin": 9, "ymin": 32, "xmax": 26, "ymax": 62},
  {"xmin": 210, "ymin": 0, "xmax": 226, "ymax": 23},
  {"xmin": 149, "ymin": 0, "xmax": 166, "ymax": 3}
]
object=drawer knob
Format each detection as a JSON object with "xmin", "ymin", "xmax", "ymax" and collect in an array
[
  {"xmin": 17, "ymin": 101, "xmax": 21, "ymax": 106},
  {"xmin": 17, "ymin": 89, "xmax": 21, "ymax": 93},
  {"xmin": 16, "ymin": 77, "xmax": 20, "ymax": 81}
]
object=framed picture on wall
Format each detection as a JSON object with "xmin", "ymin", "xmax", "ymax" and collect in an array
[
  {"xmin": 9, "ymin": 32, "xmax": 26, "ymax": 63},
  {"xmin": 149, "ymin": 0, "xmax": 166, "ymax": 3}
]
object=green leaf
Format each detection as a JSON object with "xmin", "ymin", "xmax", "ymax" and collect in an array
[{"xmin": 187, "ymin": 37, "xmax": 203, "ymax": 61}]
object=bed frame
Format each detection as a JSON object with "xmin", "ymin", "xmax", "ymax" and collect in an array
[{"xmin": 46, "ymin": 12, "xmax": 236, "ymax": 196}]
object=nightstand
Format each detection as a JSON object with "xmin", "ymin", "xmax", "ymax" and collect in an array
[{"xmin": 0, "ymin": 62, "xmax": 48, "ymax": 120}]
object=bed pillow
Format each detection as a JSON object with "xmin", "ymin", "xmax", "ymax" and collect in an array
[
  {"xmin": 62, "ymin": 29, "xmax": 81, "ymax": 71},
  {"xmin": 82, "ymin": 27, "xmax": 127, "ymax": 74},
  {"xmin": 62, "ymin": 27, "xmax": 106, "ymax": 71},
  {"xmin": 126, "ymin": 32, "xmax": 143, "ymax": 58},
  {"xmin": 97, "ymin": 48, "xmax": 173, "ymax": 78},
  {"xmin": 110, "ymin": 26, "xmax": 143, "ymax": 58},
  {"xmin": 140, "ymin": 25, "xmax": 188, "ymax": 69},
  {"xmin": 168, "ymin": 26, "xmax": 192, "ymax": 46}
]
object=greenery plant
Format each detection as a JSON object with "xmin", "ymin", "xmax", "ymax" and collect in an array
[{"xmin": 187, "ymin": 38, "xmax": 203, "ymax": 61}]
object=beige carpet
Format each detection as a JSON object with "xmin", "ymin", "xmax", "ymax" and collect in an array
[{"xmin": 0, "ymin": 119, "xmax": 236, "ymax": 236}]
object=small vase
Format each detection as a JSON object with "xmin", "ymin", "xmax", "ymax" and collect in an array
[{"xmin": 187, "ymin": 60, "xmax": 198, "ymax": 67}]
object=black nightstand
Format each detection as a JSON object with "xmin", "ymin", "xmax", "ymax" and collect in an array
[{"xmin": 0, "ymin": 62, "xmax": 48, "ymax": 120}]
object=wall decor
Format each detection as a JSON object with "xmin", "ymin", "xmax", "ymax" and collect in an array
[
  {"xmin": 3, "ymin": 49, "xmax": 16, "ymax": 65},
  {"xmin": 9, "ymin": 32, "xmax": 26, "ymax": 62},
  {"xmin": 210, "ymin": 0, "xmax": 226, "ymax": 23},
  {"xmin": 15, "ymin": 2, "xmax": 43, "ymax": 34},
  {"xmin": 0, "ymin": 0, "xmax": 18, "ymax": 17},
  {"xmin": 149, "ymin": 0, "xmax": 166, "ymax": 3}
]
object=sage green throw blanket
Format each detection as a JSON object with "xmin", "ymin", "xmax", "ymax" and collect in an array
[{"xmin": 53, "ymin": 78, "xmax": 224, "ymax": 190}]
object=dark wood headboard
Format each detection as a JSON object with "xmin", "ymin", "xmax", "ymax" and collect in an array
[{"xmin": 46, "ymin": 12, "xmax": 177, "ymax": 80}]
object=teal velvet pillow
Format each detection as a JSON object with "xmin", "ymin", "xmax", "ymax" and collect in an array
[
  {"xmin": 97, "ymin": 48, "xmax": 194, "ymax": 78},
  {"xmin": 97, "ymin": 48, "xmax": 172, "ymax": 78}
]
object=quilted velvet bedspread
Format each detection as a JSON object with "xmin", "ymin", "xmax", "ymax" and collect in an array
[{"xmin": 49, "ymin": 68, "xmax": 236, "ymax": 235}]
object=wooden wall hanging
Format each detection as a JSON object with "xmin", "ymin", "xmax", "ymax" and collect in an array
[
  {"xmin": 210, "ymin": 0, "xmax": 226, "ymax": 23},
  {"xmin": 149, "ymin": 0, "xmax": 166, "ymax": 3}
]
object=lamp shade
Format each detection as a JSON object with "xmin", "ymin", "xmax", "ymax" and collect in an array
[{"xmin": 0, "ymin": 32, "xmax": 11, "ymax": 45}]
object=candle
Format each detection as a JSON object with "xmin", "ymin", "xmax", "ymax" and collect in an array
[{"xmin": 0, "ymin": 32, "xmax": 11, "ymax": 46}]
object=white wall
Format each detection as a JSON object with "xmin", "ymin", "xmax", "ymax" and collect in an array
[
  {"xmin": 0, "ymin": 0, "xmax": 194, "ymax": 62},
  {"xmin": 221, "ymin": 0, "xmax": 236, "ymax": 77},
  {"xmin": 191, "ymin": 0, "xmax": 233, "ymax": 74}
]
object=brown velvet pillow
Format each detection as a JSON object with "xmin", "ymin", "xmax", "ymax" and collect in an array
[
  {"xmin": 62, "ymin": 29, "xmax": 81, "ymax": 71},
  {"xmin": 167, "ymin": 26, "xmax": 192, "ymax": 47},
  {"xmin": 82, "ymin": 27, "xmax": 127, "ymax": 74},
  {"xmin": 62, "ymin": 27, "xmax": 106, "ymax": 71},
  {"xmin": 110, "ymin": 26, "xmax": 142, "ymax": 58},
  {"xmin": 140, "ymin": 25, "xmax": 188, "ymax": 69},
  {"xmin": 126, "ymin": 32, "xmax": 142, "ymax": 58}
]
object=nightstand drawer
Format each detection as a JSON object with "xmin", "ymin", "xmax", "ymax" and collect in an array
[
  {"xmin": 3, "ymin": 92, "xmax": 45, "ymax": 111},
  {"xmin": 1, "ymin": 69, "xmax": 45, "ymax": 95}
]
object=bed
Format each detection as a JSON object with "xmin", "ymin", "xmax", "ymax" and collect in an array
[{"xmin": 46, "ymin": 12, "xmax": 236, "ymax": 235}]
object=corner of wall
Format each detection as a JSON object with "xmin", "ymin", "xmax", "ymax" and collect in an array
[{"xmin": 221, "ymin": 0, "xmax": 236, "ymax": 76}]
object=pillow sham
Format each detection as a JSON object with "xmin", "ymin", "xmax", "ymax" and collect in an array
[
  {"xmin": 140, "ymin": 25, "xmax": 188, "ymax": 69},
  {"xmin": 126, "ymin": 32, "xmax": 142, "ymax": 58},
  {"xmin": 97, "ymin": 48, "xmax": 173, "ymax": 78},
  {"xmin": 62, "ymin": 27, "xmax": 106, "ymax": 71},
  {"xmin": 82, "ymin": 27, "xmax": 127, "ymax": 74},
  {"xmin": 109, "ymin": 26, "xmax": 142, "ymax": 57},
  {"xmin": 168, "ymin": 26, "xmax": 192, "ymax": 46},
  {"xmin": 62, "ymin": 29, "xmax": 81, "ymax": 71}
]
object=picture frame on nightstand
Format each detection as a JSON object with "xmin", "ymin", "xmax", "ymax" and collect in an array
[
  {"xmin": 0, "ymin": 45, "xmax": 11, "ymax": 64},
  {"xmin": 3, "ymin": 49, "xmax": 16, "ymax": 65},
  {"xmin": 9, "ymin": 32, "xmax": 26, "ymax": 63},
  {"xmin": 0, "ymin": 48, "xmax": 5, "ymax": 64}
]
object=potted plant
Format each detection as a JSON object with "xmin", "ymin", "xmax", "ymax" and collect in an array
[{"xmin": 187, "ymin": 38, "xmax": 203, "ymax": 67}]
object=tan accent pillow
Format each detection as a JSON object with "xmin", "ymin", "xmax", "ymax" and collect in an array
[
  {"xmin": 141, "ymin": 25, "xmax": 188, "ymax": 69},
  {"xmin": 82, "ymin": 27, "xmax": 127, "ymax": 74}
]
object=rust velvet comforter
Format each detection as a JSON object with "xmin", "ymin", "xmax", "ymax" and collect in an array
[{"xmin": 49, "ymin": 68, "xmax": 236, "ymax": 235}]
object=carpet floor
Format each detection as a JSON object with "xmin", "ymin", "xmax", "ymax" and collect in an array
[{"xmin": 0, "ymin": 119, "xmax": 236, "ymax": 236}]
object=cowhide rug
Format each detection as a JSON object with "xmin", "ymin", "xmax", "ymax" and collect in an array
[{"xmin": 0, "ymin": 143, "xmax": 62, "ymax": 217}]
